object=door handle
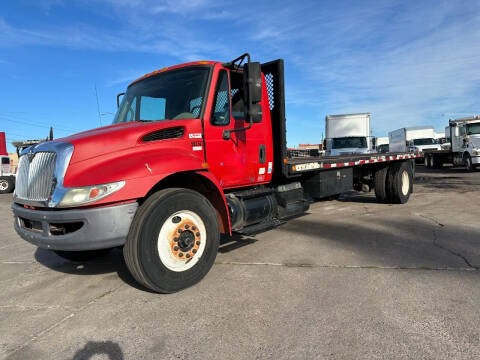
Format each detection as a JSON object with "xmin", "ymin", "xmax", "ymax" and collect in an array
[{"xmin": 259, "ymin": 144, "xmax": 266, "ymax": 164}]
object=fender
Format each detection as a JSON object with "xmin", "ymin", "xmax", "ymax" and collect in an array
[{"xmin": 194, "ymin": 170, "xmax": 231, "ymax": 235}]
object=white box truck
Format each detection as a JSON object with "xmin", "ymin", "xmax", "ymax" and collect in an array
[
  {"xmin": 388, "ymin": 126, "xmax": 441, "ymax": 153},
  {"xmin": 376, "ymin": 136, "xmax": 389, "ymax": 153},
  {"xmin": 0, "ymin": 132, "xmax": 15, "ymax": 194},
  {"xmin": 424, "ymin": 116, "xmax": 480, "ymax": 171},
  {"xmin": 325, "ymin": 113, "xmax": 374, "ymax": 156}
]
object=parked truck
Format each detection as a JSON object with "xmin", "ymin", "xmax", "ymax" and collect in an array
[
  {"xmin": 423, "ymin": 116, "xmax": 480, "ymax": 171},
  {"xmin": 376, "ymin": 136, "xmax": 389, "ymax": 153},
  {"xmin": 389, "ymin": 126, "xmax": 441, "ymax": 159},
  {"xmin": 12, "ymin": 54, "xmax": 420, "ymax": 293},
  {"xmin": 0, "ymin": 132, "xmax": 15, "ymax": 194},
  {"xmin": 325, "ymin": 113, "xmax": 374, "ymax": 156}
]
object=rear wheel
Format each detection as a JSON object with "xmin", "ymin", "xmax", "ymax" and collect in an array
[
  {"xmin": 0, "ymin": 176, "xmax": 14, "ymax": 194},
  {"xmin": 54, "ymin": 248, "xmax": 111, "ymax": 261},
  {"xmin": 374, "ymin": 166, "xmax": 391, "ymax": 203},
  {"xmin": 124, "ymin": 188, "xmax": 220, "ymax": 293},
  {"xmin": 387, "ymin": 161, "xmax": 413, "ymax": 204}
]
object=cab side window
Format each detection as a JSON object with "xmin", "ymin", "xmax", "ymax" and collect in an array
[
  {"xmin": 211, "ymin": 70, "xmax": 230, "ymax": 126},
  {"xmin": 230, "ymin": 71, "xmax": 245, "ymax": 120}
]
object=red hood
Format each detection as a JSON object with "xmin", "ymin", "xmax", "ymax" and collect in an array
[{"xmin": 56, "ymin": 121, "xmax": 191, "ymax": 164}]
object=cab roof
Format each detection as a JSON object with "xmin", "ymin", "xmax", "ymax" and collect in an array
[{"xmin": 129, "ymin": 60, "xmax": 218, "ymax": 87}]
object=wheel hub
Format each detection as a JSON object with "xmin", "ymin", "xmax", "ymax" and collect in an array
[
  {"xmin": 0, "ymin": 180, "xmax": 7, "ymax": 190},
  {"xmin": 177, "ymin": 230, "xmax": 195, "ymax": 252}
]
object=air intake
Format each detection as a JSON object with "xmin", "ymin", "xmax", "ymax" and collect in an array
[{"xmin": 142, "ymin": 127, "xmax": 184, "ymax": 142}]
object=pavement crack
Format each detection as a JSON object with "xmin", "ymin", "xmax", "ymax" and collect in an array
[
  {"xmin": 418, "ymin": 213, "xmax": 479, "ymax": 270},
  {"xmin": 215, "ymin": 261, "xmax": 476, "ymax": 272},
  {"xmin": 430, "ymin": 228, "xmax": 479, "ymax": 270}
]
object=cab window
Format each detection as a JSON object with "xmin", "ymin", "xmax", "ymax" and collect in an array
[{"xmin": 211, "ymin": 70, "xmax": 230, "ymax": 126}]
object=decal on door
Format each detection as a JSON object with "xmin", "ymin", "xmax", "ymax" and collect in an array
[
  {"xmin": 267, "ymin": 162, "xmax": 272, "ymax": 174},
  {"xmin": 189, "ymin": 133, "xmax": 202, "ymax": 139},
  {"xmin": 191, "ymin": 141, "xmax": 203, "ymax": 151},
  {"xmin": 258, "ymin": 167, "xmax": 266, "ymax": 175}
]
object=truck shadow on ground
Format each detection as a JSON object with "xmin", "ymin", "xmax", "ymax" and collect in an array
[
  {"xmin": 70, "ymin": 341, "xmax": 124, "ymax": 360},
  {"xmin": 33, "ymin": 247, "xmax": 156, "ymax": 293},
  {"xmin": 33, "ymin": 234, "xmax": 259, "ymax": 292},
  {"xmin": 279, "ymin": 215, "xmax": 480, "ymax": 271}
]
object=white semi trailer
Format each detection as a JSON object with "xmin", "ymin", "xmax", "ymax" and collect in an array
[
  {"xmin": 388, "ymin": 126, "xmax": 441, "ymax": 153},
  {"xmin": 424, "ymin": 116, "xmax": 480, "ymax": 171},
  {"xmin": 325, "ymin": 113, "xmax": 374, "ymax": 156}
]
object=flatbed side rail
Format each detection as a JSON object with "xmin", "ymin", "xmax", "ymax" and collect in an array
[{"xmin": 287, "ymin": 153, "xmax": 421, "ymax": 175}]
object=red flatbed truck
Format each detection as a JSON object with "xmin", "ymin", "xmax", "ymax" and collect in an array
[{"xmin": 12, "ymin": 54, "xmax": 419, "ymax": 293}]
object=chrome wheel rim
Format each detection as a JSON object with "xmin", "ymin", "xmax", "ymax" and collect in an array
[
  {"xmin": 0, "ymin": 180, "xmax": 8, "ymax": 191},
  {"xmin": 157, "ymin": 210, "xmax": 206, "ymax": 272}
]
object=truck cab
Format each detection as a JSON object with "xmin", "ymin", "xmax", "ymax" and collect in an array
[{"xmin": 450, "ymin": 117, "xmax": 480, "ymax": 169}]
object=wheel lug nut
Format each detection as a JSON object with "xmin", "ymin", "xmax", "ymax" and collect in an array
[
  {"xmin": 185, "ymin": 224, "xmax": 190, "ymax": 229},
  {"xmin": 192, "ymin": 226, "xmax": 196, "ymax": 230},
  {"xmin": 178, "ymin": 253, "xmax": 184, "ymax": 257},
  {"xmin": 196, "ymin": 241, "xmax": 200, "ymax": 245},
  {"xmin": 178, "ymin": 229, "xmax": 183, "ymax": 233},
  {"xmin": 186, "ymin": 253, "xmax": 191, "ymax": 258},
  {"xmin": 192, "ymin": 249, "xmax": 197, "ymax": 254},
  {"xmin": 174, "ymin": 246, "xmax": 179, "ymax": 251},
  {"xmin": 173, "ymin": 237, "xmax": 178, "ymax": 242},
  {"xmin": 195, "ymin": 232, "xmax": 200, "ymax": 237}
]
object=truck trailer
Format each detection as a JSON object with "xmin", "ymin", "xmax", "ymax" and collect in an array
[
  {"xmin": 12, "ymin": 54, "xmax": 420, "ymax": 293},
  {"xmin": 423, "ymin": 116, "xmax": 480, "ymax": 171},
  {"xmin": 389, "ymin": 126, "xmax": 441, "ymax": 154},
  {"xmin": 325, "ymin": 113, "xmax": 374, "ymax": 156}
]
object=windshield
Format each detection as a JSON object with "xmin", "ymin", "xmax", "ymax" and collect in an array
[
  {"xmin": 113, "ymin": 66, "xmax": 210, "ymax": 124},
  {"xmin": 466, "ymin": 123, "xmax": 480, "ymax": 135},
  {"xmin": 413, "ymin": 138, "xmax": 435, "ymax": 146},
  {"xmin": 332, "ymin": 137, "xmax": 367, "ymax": 149}
]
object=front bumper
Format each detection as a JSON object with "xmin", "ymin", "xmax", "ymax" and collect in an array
[
  {"xmin": 12, "ymin": 202, "xmax": 138, "ymax": 251},
  {"xmin": 472, "ymin": 155, "xmax": 480, "ymax": 165}
]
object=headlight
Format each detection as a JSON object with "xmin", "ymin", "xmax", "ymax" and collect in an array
[{"xmin": 58, "ymin": 181, "xmax": 125, "ymax": 207}]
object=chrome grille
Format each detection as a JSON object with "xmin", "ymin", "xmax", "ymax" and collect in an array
[{"xmin": 15, "ymin": 152, "xmax": 57, "ymax": 201}]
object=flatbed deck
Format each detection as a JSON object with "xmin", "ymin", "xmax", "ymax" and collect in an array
[{"xmin": 286, "ymin": 152, "xmax": 421, "ymax": 175}]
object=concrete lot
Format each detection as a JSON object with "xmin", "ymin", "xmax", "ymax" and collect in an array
[{"xmin": 1, "ymin": 166, "xmax": 480, "ymax": 360}]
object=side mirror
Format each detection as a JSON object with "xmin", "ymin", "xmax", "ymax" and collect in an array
[
  {"xmin": 245, "ymin": 62, "xmax": 262, "ymax": 104},
  {"xmin": 250, "ymin": 104, "xmax": 263, "ymax": 123},
  {"xmin": 117, "ymin": 92, "xmax": 125, "ymax": 108},
  {"xmin": 243, "ymin": 62, "xmax": 262, "ymax": 123}
]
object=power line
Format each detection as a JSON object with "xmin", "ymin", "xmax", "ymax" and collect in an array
[
  {"xmin": 0, "ymin": 113, "xmax": 83, "ymax": 132},
  {"xmin": 0, "ymin": 116, "xmax": 81, "ymax": 133}
]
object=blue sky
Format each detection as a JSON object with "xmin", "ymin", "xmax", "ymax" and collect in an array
[{"xmin": 1, "ymin": 0, "xmax": 479, "ymax": 152}]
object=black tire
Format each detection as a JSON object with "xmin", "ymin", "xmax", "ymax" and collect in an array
[
  {"xmin": 423, "ymin": 155, "xmax": 429, "ymax": 168},
  {"xmin": 123, "ymin": 188, "xmax": 220, "ymax": 293},
  {"xmin": 0, "ymin": 176, "xmax": 14, "ymax": 194},
  {"xmin": 54, "ymin": 248, "xmax": 111, "ymax": 261},
  {"xmin": 464, "ymin": 154, "xmax": 475, "ymax": 172},
  {"xmin": 387, "ymin": 161, "xmax": 413, "ymax": 204},
  {"xmin": 432, "ymin": 155, "xmax": 443, "ymax": 169},
  {"xmin": 374, "ymin": 166, "xmax": 391, "ymax": 203}
]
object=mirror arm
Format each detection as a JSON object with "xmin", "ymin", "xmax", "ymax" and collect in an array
[
  {"xmin": 117, "ymin": 92, "xmax": 125, "ymax": 108},
  {"xmin": 222, "ymin": 119, "xmax": 253, "ymax": 140}
]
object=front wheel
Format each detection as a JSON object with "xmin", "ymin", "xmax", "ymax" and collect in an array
[
  {"xmin": 0, "ymin": 176, "xmax": 14, "ymax": 194},
  {"xmin": 124, "ymin": 188, "xmax": 220, "ymax": 293},
  {"xmin": 465, "ymin": 154, "xmax": 475, "ymax": 172}
]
